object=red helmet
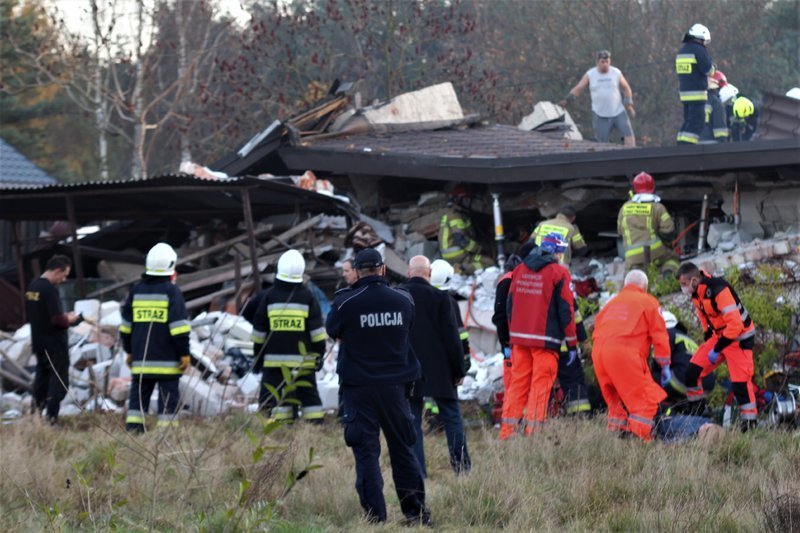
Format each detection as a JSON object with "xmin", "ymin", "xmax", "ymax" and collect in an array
[
  {"xmin": 633, "ymin": 172, "xmax": 655, "ymax": 194},
  {"xmin": 710, "ymin": 70, "xmax": 727, "ymax": 88}
]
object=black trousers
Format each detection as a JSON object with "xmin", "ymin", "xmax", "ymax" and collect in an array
[
  {"xmin": 33, "ymin": 350, "xmax": 69, "ymax": 422},
  {"xmin": 678, "ymin": 101, "xmax": 706, "ymax": 144},
  {"xmin": 259, "ymin": 367, "xmax": 323, "ymax": 420},
  {"xmin": 341, "ymin": 384, "xmax": 426, "ymax": 523},
  {"xmin": 558, "ymin": 351, "xmax": 591, "ymax": 414},
  {"xmin": 126, "ymin": 377, "xmax": 181, "ymax": 432}
]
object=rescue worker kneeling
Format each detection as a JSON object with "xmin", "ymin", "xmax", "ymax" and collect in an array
[
  {"xmin": 251, "ymin": 250, "xmax": 327, "ymax": 422},
  {"xmin": 121, "ymin": 243, "xmax": 190, "ymax": 432},
  {"xmin": 500, "ymin": 233, "xmax": 577, "ymax": 439},
  {"xmin": 591, "ymin": 270, "xmax": 671, "ymax": 441},
  {"xmin": 677, "ymin": 262, "xmax": 757, "ymax": 430}
]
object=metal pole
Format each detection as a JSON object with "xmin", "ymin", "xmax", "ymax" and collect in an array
[
  {"xmin": 65, "ymin": 195, "xmax": 86, "ymax": 298},
  {"xmin": 491, "ymin": 193, "xmax": 506, "ymax": 270},
  {"xmin": 697, "ymin": 194, "xmax": 709, "ymax": 254},
  {"xmin": 240, "ymin": 189, "xmax": 262, "ymax": 292}
]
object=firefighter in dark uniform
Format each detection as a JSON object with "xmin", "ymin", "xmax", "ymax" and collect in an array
[
  {"xmin": 558, "ymin": 307, "xmax": 591, "ymax": 415},
  {"xmin": 325, "ymin": 248, "xmax": 430, "ymax": 526},
  {"xmin": 250, "ymin": 249, "xmax": 327, "ymax": 422},
  {"xmin": 121, "ymin": 243, "xmax": 191, "ymax": 432},
  {"xmin": 676, "ymin": 23, "xmax": 715, "ymax": 144},
  {"xmin": 26, "ymin": 254, "xmax": 83, "ymax": 425}
]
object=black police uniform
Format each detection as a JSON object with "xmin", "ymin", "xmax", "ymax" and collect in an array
[
  {"xmin": 120, "ymin": 276, "xmax": 190, "ymax": 431},
  {"xmin": 325, "ymin": 267, "xmax": 428, "ymax": 524},
  {"xmin": 26, "ymin": 277, "xmax": 72, "ymax": 422}
]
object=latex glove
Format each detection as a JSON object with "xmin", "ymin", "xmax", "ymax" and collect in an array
[
  {"xmin": 179, "ymin": 355, "xmax": 191, "ymax": 372},
  {"xmin": 566, "ymin": 349, "xmax": 578, "ymax": 367},
  {"xmin": 708, "ymin": 349, "xmax": 721, "ymax": 365},
  {"xmin": 126, "ymin": 353, "xmax": 133, "ymax": 366},
  {"xmin": 660, "ymin": 365, "xmax": 672, "ymax": 388},
  {"xmin": 503, "ymin": 347, "xmax": 512, "ymax": 360}
]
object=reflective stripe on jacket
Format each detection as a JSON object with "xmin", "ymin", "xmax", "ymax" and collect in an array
[
  {"xmin": 532, "ymin": 214, "xmax": 587, "ymax": 265},
  {"xmin": 120, "ymin": 277, "xmax": 190, "ymax": 377},
  {"xmin": 439, "ymin": 207, "xmax": 479, "ymax": 261},
  {"xmin": 617, "ymin": 198, "xmax": 675, "ymax": 260},
  {"xmin": 691, "ymin": 272, "xmax": 755, "ymax": 352},
  {"xmin": 676, "ymin": 40, "xmax": 714, "ymax": 102},
  {"xmin": 250, "ymin": 279, "xmax": 326, "ymax": 368}
]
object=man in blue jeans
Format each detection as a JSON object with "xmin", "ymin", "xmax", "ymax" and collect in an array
[{"xmin": 402, "ymin": 255, "xmax": 471, "ymax": 477}]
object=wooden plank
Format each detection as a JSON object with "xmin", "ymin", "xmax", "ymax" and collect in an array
[
  {"xmin": 185, "ymin": 281, "xmax": 254, "ymax": 310},
  {"xmin": 86, "ymin": 223, "xmax": 274, "ymax": 297}
]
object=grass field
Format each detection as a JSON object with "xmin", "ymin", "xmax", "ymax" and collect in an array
[{"xmin": 1, "ymin": 413, "xmax": 799, "ymax": 532}]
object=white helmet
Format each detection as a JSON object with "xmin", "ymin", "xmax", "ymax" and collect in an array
[
  {"xmin": 688, "ymin": 23, "xmax": 711, "ymax": 43},
  {"xmin": 430, "ymin": 259, "xmax": 455, "ymax": 290},
  {"xmin": 145, "ymin": 242, "xmax": 177, "ymax": 276},
  {"xmin": 276, "ymin": 249, "xmax": 305, "ymax": 283},
  {"xmin": 719, "ymin": 84, "xmax": 739, "ymax": 104},
  {"xmin": 660, "ymin": 309, "xmax": 678, "ymax": 330}
]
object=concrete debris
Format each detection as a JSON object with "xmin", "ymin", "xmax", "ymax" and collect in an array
[{"xmin": 518, "ymin": 101, "xmax": 583, "ymax": 140}]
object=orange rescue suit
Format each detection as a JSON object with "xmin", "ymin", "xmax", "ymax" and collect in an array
[{"xmin": 591, "ymin": 284, "xmax": 671, "ymax": 441}]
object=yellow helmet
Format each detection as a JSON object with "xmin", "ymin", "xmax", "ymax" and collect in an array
[{"xmin": 733, "ymin": 96, "xmax": 754, "ymax": 119}]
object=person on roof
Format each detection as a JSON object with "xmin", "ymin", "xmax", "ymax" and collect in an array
[
  {"xmin": 720, "ymin": 84, "xmax": 759, "ymax": 141},
  {"xmin": 676, "ymin": 262, "xmax": 758, "ymax": 431},
  {"xmin": 592, "ymin": 270, "xmax": 671, "ymax": 441},
  {"xmin": 617, "ymin": 172, "xmax": 679, "ymax": 274},
  {"xmin": 499, "ymin": 233, "xmax": 577, "ymax": 439},
  {"xmin": 700, "ymin": 70, "xmax": 729, "ymax": 142},
  {"xmin": 676, "ymin": 24, "xmax": 716, "ymax": 144},
  {"xmin": 560, "ymin": 50, "xmax": 636, "ymax": 146},
  {"xmin": 531, "ymin": 205, "xmax": 589, "ymax": 266}
]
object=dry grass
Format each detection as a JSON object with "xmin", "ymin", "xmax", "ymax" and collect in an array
[{"xmin": 1, "ymin": 413, "xmax": 799, "ymax": 532}]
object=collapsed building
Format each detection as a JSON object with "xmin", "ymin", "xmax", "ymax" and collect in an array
[{"xmin": 1, "ymin": 82, "xmax": 799, "ymax": 424}]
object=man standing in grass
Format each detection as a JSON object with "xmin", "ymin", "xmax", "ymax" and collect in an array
[{"xmin": 326, "ymin": 248, "xmax": 430, "ymax": 526}]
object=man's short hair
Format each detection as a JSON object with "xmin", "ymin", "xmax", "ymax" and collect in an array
[
  {"xmin": 596, "ymin": 50, "xmax": 611, "ymax": 60},
  {"xmin": 342, "ymin": 258, "xmax": 354, "ymax": 268},
  {"xmin": 559, "ymin": 205, "xmax": 577, "ymax": 219},
  {"xmin": 45, "ymin": 254, "xmax": 72, "ymax": 272},
  {"xmin": 676, "ymin": 262, "xmax": 700, "ymax": 279}
]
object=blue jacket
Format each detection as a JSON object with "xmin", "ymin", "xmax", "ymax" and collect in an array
[
  {"xmin": 120, "ymin": 277, "xmax": 190, "ymax": 378},
  {"xmin": 326, "ymin": 275, "xmax": 421, "ymax": 386},
  {"xmin": 676, "ymin": 39, "xmax": 714, "ymax": 102}
]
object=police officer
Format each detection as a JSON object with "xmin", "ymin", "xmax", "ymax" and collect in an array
[
  {"xmin": 120, "ymin": 243, "xmax": 190, "ymax": 432},
  {"xmin": 251, "ymin": 249, "xmax": 326, "ymax": 422},
  {"xmin": 325, "ymin": 248, "xmax": 430, "ymax": 525},
  {"xmin": 26, "ymin": 254, "xmax": 83, "ymax": 425}
]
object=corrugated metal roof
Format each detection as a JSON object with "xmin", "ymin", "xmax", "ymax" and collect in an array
[
  {"xmin": 0, "ymin": 138, "xmax": 59, "ymax": 186},
  {"xmin": 0, "ymin": 173, "xmax": 355, "ymax": 222}
]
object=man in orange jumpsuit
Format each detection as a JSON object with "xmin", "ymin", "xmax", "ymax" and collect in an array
[
  {"xmin": 676, "ymin": 262, "xmax": 757, "ymax": 430},
  {"xmin": 500, "ymin": 233, "xmax": 576, "ymax": 439},
  {"xmin": 592, "ymin": 270, "xmax": 671, "ymax": 441}
]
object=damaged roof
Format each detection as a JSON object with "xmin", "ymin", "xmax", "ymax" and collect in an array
[
  {"xmin": 0, "ymin": 173, "xmax": 355, "ymax": 223},
  {"xmin": 277, "ymin": 127, "xmax": 800, "ymax": 186}
]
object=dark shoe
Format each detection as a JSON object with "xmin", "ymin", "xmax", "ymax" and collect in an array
[{"xmin": 402, "ymin": 509, "xmax": 433, "ymax": 527}]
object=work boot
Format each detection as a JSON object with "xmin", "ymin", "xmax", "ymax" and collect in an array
[
  {"xmin": 740, "ymin": 419, "xmax": 757, "ymax": 433},
  {"xmin": 402, "ymin": 508, "xmax": 433, "ymax": 528}
]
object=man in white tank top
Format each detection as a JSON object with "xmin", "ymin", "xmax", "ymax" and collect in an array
[{"xmin": 560, "ymin": 50, "xmax": 636, "ymax": 147}]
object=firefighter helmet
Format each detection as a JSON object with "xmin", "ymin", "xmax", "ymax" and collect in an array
[
  {"xmin": 687, "ymin": 23, "xmax": 711, "ymax": 43},
  {"xmin": 430, "ymin": 259, "xmax": 455, "ymax": 290},
  {"xmin": 145, "ymin": 243, "xmax": 177, "ymax": 276},
  {"xmin": 733, "ymin": 96, "xmax": 755, "ymax": 119},
  {"xmin": 633, "ymin": 172, "xmax": 656, "ymax": 194},
  {"xmin": 276, "ymin": 249, "xmax": 305, "ymax": 283}
]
